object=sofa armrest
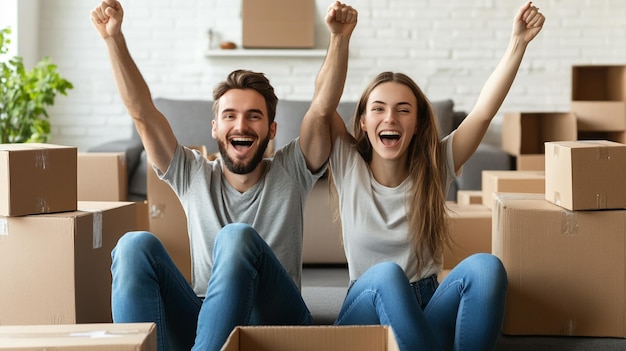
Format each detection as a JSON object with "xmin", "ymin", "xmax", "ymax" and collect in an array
[{"xmin": 456, "ymin": 143, "xmax": 513, "ymax": 192}]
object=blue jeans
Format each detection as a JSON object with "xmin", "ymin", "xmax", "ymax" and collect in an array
[
  {"xmin": 111, "ymin": 223, "xmax": 312, "ymax": 351},
  {"xmin": 335, "ymin": 254, "xmax": 507, "ymax": 351}
]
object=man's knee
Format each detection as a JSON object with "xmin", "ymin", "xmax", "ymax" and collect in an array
[
  {"xmin": 113, "ymin": 231, "xmax": 160, "ymax": 259},
  {"xmin": 213, "ymin": 223, "xmax": 263, "ymax": 259},
  {"xmin": 214, "ymin": 223, "xmax": 260, "ymax": 251}
]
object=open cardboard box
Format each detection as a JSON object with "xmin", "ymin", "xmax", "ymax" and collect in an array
[
  {"xmin": 571, "ymin": 65, "xmax": 626, "ymax": 132},
  {"xmin": 221, "ymin": 325, "xmax": 399, "ymax": 351},
  {"xmin": 501, "ymin": 112, "xmax": 577, "ymax": 156}
]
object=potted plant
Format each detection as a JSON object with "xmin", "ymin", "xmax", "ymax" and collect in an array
[{"xmin": 0, "ymin": 27, "xmax": 73, "ymax": 143}]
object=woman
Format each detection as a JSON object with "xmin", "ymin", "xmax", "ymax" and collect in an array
[{"xmin": 328, "ymin": 2, "xmax": 544, "ymax": 350}]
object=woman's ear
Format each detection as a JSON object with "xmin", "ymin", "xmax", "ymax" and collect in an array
[{"xmin": 359, "ymin": 115, "xmax": 367, "ymax": 132}]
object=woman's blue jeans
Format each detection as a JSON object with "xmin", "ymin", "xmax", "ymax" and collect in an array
[
  {"xmin": 111, "ymin": 223, "xmax": 312, "ymax": 351},
  {"xmin": 335, "ymin": 254, "xmax": 507, "ymax": 351}
]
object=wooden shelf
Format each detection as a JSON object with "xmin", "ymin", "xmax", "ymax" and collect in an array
[{"xmin": 205, "ymin": 49, "xmax": 326, "ymax": 58}]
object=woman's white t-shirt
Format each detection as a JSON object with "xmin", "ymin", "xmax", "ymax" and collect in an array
[{"xmin": 329, "ymin": 133, "xmax": 457, "ymax": 283}]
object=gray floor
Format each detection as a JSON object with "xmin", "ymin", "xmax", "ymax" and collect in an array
[{"xmin": 302, "ymin": 265, "xmax": 349, "ymax": 288}]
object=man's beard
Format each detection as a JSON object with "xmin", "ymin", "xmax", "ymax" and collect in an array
[{"xmin": 218, "ymin": 135, "xmax": 271, "ymax": 174}]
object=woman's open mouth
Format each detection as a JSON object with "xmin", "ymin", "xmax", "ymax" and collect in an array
[{"xmin": 379, "ymin": 130, "xmax": 401, "ymax": 147}]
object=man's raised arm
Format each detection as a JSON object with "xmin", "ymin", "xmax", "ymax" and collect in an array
[{"xmin": 91, "ymin": 0, "xmax": 177, "ymax": 173}]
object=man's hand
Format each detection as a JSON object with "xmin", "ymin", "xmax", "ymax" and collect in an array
[
  {"xmin": 513, "ymin": 2, "xmax": 545, "ymax": 44},
  {"xmin": 90, "ymin": 0, "xmax": 124, "ymax": 39},
  {"xmin": 326, "ymin": 1, "xmax": 358, "ymax": 37}
]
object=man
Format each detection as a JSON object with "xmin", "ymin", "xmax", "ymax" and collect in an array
[{"xmin": 90, "ymin": 1, "xmax": 357, "ymax": 350}]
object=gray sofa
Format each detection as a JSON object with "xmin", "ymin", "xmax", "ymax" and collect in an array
[
  {"xmin": 90, "ymin": 98, "xmax": 626, "ymax": 349},
  {"xmin": 89, "ymin": 97, "xmax": 511, "ymax": 202}
]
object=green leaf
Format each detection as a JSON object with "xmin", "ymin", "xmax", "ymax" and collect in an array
[{"xmin": 0, "ymin": 26, "xmax": 73, "ymax": 143}]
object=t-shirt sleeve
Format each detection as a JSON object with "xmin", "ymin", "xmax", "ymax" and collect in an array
[
  {"xmin": 441, "ymin": 131, "xmax": 460, "ymax": 189},
  {"xmin": 329, "ymin": 136, "xmax": 356, "ymax": 191},
  {"xmin": 273, "ymin": 138, "xmax": 327, "ymax": 196},
  {"xmin": 154, "ymin": 144, "xmax": 209, "ymax": 196}
]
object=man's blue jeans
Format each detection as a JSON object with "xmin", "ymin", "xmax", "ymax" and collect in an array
[
  {"xmin": 111, "ymin": 223, "xmax": 312, "ymax": 351},
  {"xmin": 335, "ymin": 253, "xmax": 507, "ymax": 351}
]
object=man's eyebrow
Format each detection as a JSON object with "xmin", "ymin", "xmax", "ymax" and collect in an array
[
  {"xmin": 247, "ymin": 109, "xmax": 265, "ymax": 115},
  {"xmin": 221, "ymin": 108, "xmax": 265, "ymax": 115}
]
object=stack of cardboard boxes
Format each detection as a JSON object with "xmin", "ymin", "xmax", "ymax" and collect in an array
[
  {"xmin": 493, "ymin": 140, "xmax": 626, "ymax": 337},
  {"xmin": 445, "ymin": 64, "xmax": 626, "ymax": 338},
  {"xmin": 0, "ymin": 143, "xmax": 155, "ymax": 349}
]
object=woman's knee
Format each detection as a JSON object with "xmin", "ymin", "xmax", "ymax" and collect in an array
[
  {"xmin": 361, "ymin": 261, "xmax": 408, "ymax": 286},
  {"xmin": 463, "ymin": 253, "xmax": 507, "ymax": 288}
]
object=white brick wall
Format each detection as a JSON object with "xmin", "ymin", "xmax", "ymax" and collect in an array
[{"xmin": 32, "ymin": 0, "xmax": 626, "ymax": 150}]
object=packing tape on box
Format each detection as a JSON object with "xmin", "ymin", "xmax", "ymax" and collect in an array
[
  {"xmin": 34, "ymin": 148, "xmax": 49, "ymax": 170},
  {"xmin": 552, "ymin": 191, "xmax": 561, "ymax": 206},
  {"xmin": 36, "ymin": 197, "xmax": 50, "ymax": 214},
  {"xmin": 596, "ymin": 146, "xmax": 610, "ymax": 160},
  {"xmin": 0, "ymin": 218, "xmax": 7, "ymax": 236},
  {"xmin": 561, "ymin": 210, "xmax": 578, "ymax": 237},
  {"xmin": 81, "ymin": 209, "xmax": 103, "ymax": 249},
  {"xmin": 596, "ymin": 193, "xmax": 607, "ymax": 209}
]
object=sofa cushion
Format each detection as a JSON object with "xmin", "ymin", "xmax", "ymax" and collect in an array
[
  {"xmin": 431, "ymin": 99, "xmax": 455, "ymax": 137},
  {"xmin": 272, "ymin": 100, "xmax": 356, "ymax": 150},
  {"xmin": 153, "ymin": 98, "xmax": 218, "ymax": 154}
]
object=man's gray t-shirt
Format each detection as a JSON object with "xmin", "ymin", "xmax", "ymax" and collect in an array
[{"xmin": 156, "ymin": 139, "xmax": 323, "ymax": 296}]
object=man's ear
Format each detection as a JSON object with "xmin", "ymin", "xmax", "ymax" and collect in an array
[
  {"xmin": 269, "ymin": 121, "xmax": 277, "ymax": 140},
  {"xmin": 211, "ymin": 119, "xmax": 217, "ymax": 139}
]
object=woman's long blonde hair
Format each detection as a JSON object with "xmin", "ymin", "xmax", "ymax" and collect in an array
[{"xmin": 337, "ymin": 71, "xmax": 450, "ymax": 274}]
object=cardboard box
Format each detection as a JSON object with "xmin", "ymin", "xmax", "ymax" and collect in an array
[
  {"xmin": 303, "ymin": 178, "xmax": 345, "ymax": 264},
  {"xmin": 242, "ymin": 0, "xmax": 315, "ymax": 49},
  {"xmin": 578, "ymin": 130, "xmax": 626, "ymax": 144},
  {"xmin": 0, "ymin": 322, "xmax": 156, "ymax": 350},
  {"xmin": 0, "ymin": 143, "xmax": 77, "ymax": 216},
  {"xmin": 135, "ymin": 200, "xmax": 150, "ymax": 231},
  {"xmin": 0, "ymin": 201, "xmax": 136, "ymax": 325},
  {"xmin": 492, "ymin": 193, "xmax": 626, "ymax": 337},
  {"xmin": 221, "ymin": 326, "xmax": 399, "ymax": 351},
  {"xmin": 515, "ymin": 154, "xmax": 545, "ymax": 171},
  {"xmin": 147, "ymin": 146, "xmax": 207, "ymax": 283},
  {"xmin": 571, "ymin": 65, "xmax": 626, "ymax": 131},
  {"xmin": 481, "ymin": 170, "xmax": 545, "ymax": 209},
  {"xmin": 147, "ymin": 166, "xmax": 191, "ymax": 282},
  {"xmin": 444, "ymin": 203, "xmax": 492, "ymax": 269},
  {"xmin": 78, "ymin": 152, "xmax": 127, "ymax": 201},
  {"xmin": 545, "ymin": 140, "xmax": 626, "ymax": 210},
  {"xmin": 501, "ymin": 112, "xmax": 577, "ymax": 155},
  {"xmin": 456, "ymin": 190, "xmax": 483, "ymax": 205}
]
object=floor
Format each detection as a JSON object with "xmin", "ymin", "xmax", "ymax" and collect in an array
[{"xmin": 301, "ymin": 264, "xmax": 349, "ymax": 288}]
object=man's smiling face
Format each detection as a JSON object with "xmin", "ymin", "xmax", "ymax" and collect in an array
[{"xmin": 212, "ymin": 88, "xmax": 276, "ymax": 174}]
